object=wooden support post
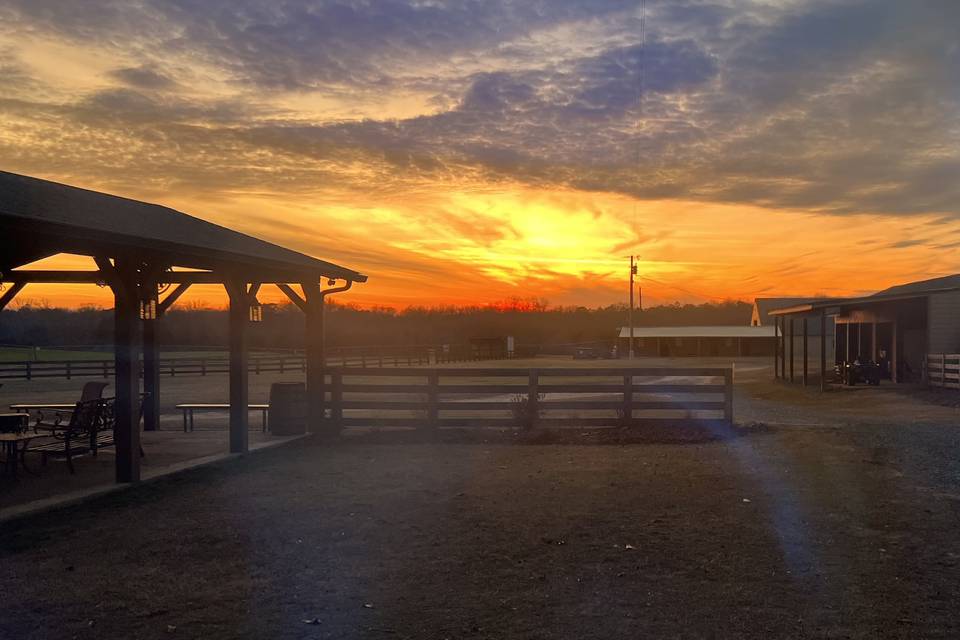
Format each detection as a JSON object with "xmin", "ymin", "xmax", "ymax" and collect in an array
[
  {"xmin": 845, "ymin": 322, "xmax": 851, "ymax": 363},
  {"xmin": 723, "ymin": 369, "xmax": 734, "ymax": 424},
  {"xmin": 788, "ymin": 317, "xmax": 795, "ymax": 382},
  {"xmin": 623, "ymin": 373, "xmax": 633, "ymax": 424},
  {"xmin": 780, "ymin": 317, "xmax": 787, "ymax": 379},
  {"xmin": 802, "ymin": 317, "xmax": 809, "ymax": 387},
  {"xmin": 142, "ymin": 317, "xmax": 160, "ymax": 431},
  {"xmin": 527, "ymin": 369, "xmax": 540, "ymax": 430},
  {"xmin": 774, "ymin": 317, "xmax": 780, "ymax": 379},
  {"xmin": 303, "ymin": 283, "xmax": 326, "ymax": 436},
  {"xmin": 331, "ymin": 371, "xmax": 343, "ymax": 430},
  {"xmin": 225, "ymin": 279, "xmax": 250, "ymax": 454},
  {"xmin": 98, "ymin": 257, "xmax": 141, "ymax": 483},
  {"xmin": 0, "ymin": 282, "xmax": 26, "ymax": 311},
  {"xmin": 891, "ymin": 321, "xmax": 898, "ymax": 383},
  {"xmin": 820, "ymin": 313, "xmax": 827, "ymax": 391}
]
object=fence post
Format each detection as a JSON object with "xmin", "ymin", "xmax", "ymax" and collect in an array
[
  {"xmin": 623, "ymin": 373, "xmax": 633, "ymax": 424},
  {"xmin": 379, "ymin": 356, "xmax": 384, "ymax": 368},
  {"xmin": 66, "ymin": 361, "xmax": 72, "ymax": 380},
  {"xmin": 528, "ymin": 369, "xmax": 539, "ymax": 429},
  {"xmin": 102, "ymin": 361, "xmax": 109, "ymax": 378},
  {"xmin": 201, "ymin": 359, "xmax": 207, "ymax": 376},
  {"xmin": 26, "ymin": 361, "xmax": 32, "ymax": 381},
  {"xmin": 723, "ymin": 369, "xmax": 734, "ymax": 424},
  {"xmin": 279, "ymin": 357, "xmax": 285, "ymax": 374},
  {"xmin": 255, "ymin": 358, "xmax": 261, "ymax": 375},
  {"xmin": 331, "ymin": 371, "xmax": 343, "ymax": 432},
  {"xmin": 427, "ymin": 370, "xmax": 439, "ymax": 436}
]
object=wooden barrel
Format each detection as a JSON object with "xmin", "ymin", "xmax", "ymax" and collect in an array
[{"xmin": 268, "ymin": 382, "xmax": 307, "ymax": 435}]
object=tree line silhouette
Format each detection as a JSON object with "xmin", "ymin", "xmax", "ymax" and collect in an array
[{"xmin": 0, "ymin": 299, "xmax": 752, "ymax": 351}]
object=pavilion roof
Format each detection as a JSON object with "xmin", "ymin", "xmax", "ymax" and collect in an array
[{"xmin": 0, "ymin": 170, "xmax": 367, "ymax": 283}]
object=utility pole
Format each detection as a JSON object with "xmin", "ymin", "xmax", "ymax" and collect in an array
[{"xmin": 629, "ymin": 255, "xmax": 637, "ymax": 359}]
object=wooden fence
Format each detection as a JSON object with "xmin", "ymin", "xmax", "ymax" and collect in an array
[
  {"xmin": 326, "ymin": 367, "xmax": 733, "ymax": 430},
  {"xmin": 0, "ymin": 345, "xmax": 510, "ymax": 380},
  {"xmin": 925, "ymin": 354, "xmax": 960, "ymax": 389}
]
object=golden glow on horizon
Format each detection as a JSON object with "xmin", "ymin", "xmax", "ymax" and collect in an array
[{"xmin": 11, "ymin": 185, "xmax": 960, "ymax": 310}]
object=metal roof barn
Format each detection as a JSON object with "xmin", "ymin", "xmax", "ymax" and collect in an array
[{"xmin": 767, "ymin": 274, "xmax": 960, "ymax": 390}]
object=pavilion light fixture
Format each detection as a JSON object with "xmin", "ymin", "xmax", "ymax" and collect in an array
[
  {"xmin": 249, "ymin": 299, "xmax": 263, "ymax": 323},
  {"xmin": 140, "ymin": 291, "xmax": 158, "ymax": 321}
]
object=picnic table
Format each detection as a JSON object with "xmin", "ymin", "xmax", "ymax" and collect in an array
[
  {"xmin": 177, "ymin": 404, "xmax": 269, "ymax": 433},
  {"xmin": 9, "ymin": 404, "xmax": 75, "ymax": 413}
]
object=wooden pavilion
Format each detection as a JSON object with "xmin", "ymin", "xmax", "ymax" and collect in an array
[{"xmin": 0, "ymin": 171, "xmax": 366, "ymax": 482}]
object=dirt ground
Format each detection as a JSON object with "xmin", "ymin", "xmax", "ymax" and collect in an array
[{"xmin": 1, "ymin": 357, "xmax": 959, "ymax": 638}]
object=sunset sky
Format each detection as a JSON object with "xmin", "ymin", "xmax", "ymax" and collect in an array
[{"xmin": 1, "ymin": 0, "xmax": 959, "ymax": 309}]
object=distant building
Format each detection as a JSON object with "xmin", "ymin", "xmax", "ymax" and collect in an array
[
  {"xmin": 768, "ymin": 274, "xmax": 960, "ymax": 385},
  {"xmin": 617, "ymin": 326, "xmax": 776, "ymax": 357}
]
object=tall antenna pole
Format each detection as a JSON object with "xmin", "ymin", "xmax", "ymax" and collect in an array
[{"xmin": 629, "ymin": 255, "xmax": 636, "ymax": 359}]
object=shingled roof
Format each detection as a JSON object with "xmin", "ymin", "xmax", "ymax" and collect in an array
[{"xmin": 0, "ymin": 170, "xmax": 367, "ymax": 282}]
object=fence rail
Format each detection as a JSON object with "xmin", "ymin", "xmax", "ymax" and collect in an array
[
  {"xmin": 926, "ymin": 354, "xmax": 960, "ymax": 389},
  {"xmin": 0, "ymin": 345, "xmax": 511, "ymax": 380},
  {"xmin": 325, "ymin": 367, "xmax": 733, "ymax": 430}
]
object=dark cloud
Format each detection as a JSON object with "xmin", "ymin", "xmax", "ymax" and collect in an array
[
  {"xmin": 109, "ymin": 64, "xmax": 177, "ymax": 89},
  {"xmin": 0, "ymin": 0, "xmax": 958, "ymax": 217}
]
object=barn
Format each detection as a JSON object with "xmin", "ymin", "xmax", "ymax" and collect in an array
[
  {"xmin": 768, "ymin": 274, "xmax": 960, "ymax": 387},
  {"xmin": 617, "ymin": 326, "xmax": 777, "ymax": 358}
]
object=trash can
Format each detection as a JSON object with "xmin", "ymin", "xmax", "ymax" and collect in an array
[{"xmin": 268, "ymin": 382, "xmax": 307, "ymax": 435}]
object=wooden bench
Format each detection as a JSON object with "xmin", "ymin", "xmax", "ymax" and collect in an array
[{"xmin": 176, "ymin": 404, "xmax": 269, "ymax": 433}]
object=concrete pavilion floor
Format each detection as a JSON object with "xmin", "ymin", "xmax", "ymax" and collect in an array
[{"xmin": 0, "ymin": 372, "xmax": 312, "ymax": 518}]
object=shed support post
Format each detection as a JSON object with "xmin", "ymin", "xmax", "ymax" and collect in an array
[
  {"xmin": 820, "ymin": 313, "xmax": 827, "ymax": 392},
  {"xmin": 788, "ymin": 317, "xmax": 795, "ymax": 383},
  {"xmin": 142, "ymin": 316, "xmax": 160, "ymax": 431},
  {"xmin": 891, "ymin": 321, "xmax": 898, "ymax": 383},
  {"xmin": 845, "ymin": 322, "xmax": 851, "ymax": 362},
  {"xmin": 774, "ymin": 317, "xmax": 780, "ymax": 379},
  {"xmin": 105, "ymin": 258, "xmax": 141, "ymax": 483},
  {"xmin": 225, "ymin": 280, "xmax": 249, "ymax": 454},
  {"xmin": 802, "ymin": 317, "xmax": 808, "ymax": 387},
  {"xmin": 303, "ymin": 282, "xmax": 327, "ymax": 436},
  {"xmin": 780, "ymin": 317, "xmax": 786, "ymax": 379}
]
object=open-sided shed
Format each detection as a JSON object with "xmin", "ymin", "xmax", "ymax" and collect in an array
[
  {"xmin": 769, "ymin": 274, "xmax": 960, "ymax": 389},
  {"xmin": 0, "ymin": 170, "xmax": 366, "ymax": 482}
]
